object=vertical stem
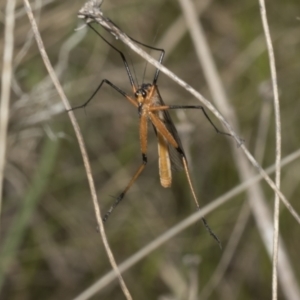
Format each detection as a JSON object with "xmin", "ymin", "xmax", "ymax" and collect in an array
[
  {"xmin": 0, "ymin": 0, "xmax": 16, "ymax": 229},
  {"xmin": 258, "ymin": 1, "xmax": 282, "ymax": 299}
]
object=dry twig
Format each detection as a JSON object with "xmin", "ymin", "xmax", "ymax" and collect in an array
[
  {"xmin": 0, "ymin": 0, "xmax": 17, "ymax": 228},
  {"xmin": 258, "ymin": 1, "xmax": 282, "ymax": 299},
  {"xmin": 22, "ymin": 0, "xmax": 132, "ymax": 299}
]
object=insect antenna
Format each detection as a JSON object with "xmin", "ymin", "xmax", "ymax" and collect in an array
[
  {"xmin": 142, "ymin": 60, "xmax": 148, "ymax": 85},
  {"xmin": 127, "ymin": 52, "xmax": 139, "ymax": 88},
  {"xmin": 128, "ymin": 36, "xmax": 165, "ymax": 84}
]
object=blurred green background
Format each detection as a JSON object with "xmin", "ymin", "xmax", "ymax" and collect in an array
[{"xmin": 1, "ymin": 0, "xmax": 300, "ymax": 299}]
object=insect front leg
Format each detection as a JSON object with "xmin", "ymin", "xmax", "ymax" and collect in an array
[{"xmin": 68, "ymin": 79, "xmax": 137, "ymax": 112}]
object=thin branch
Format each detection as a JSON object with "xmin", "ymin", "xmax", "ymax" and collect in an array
[
  {"xmin": 73, "ymin": 149, "xmax": 300, "ymax": 300},
  {"xmin": 255, "ymin": 83, "xmax": 273, "ymax": 164},
  {"xmin": 22, "ymin": 1, "xmax": 132, "ymax": 299},
  {"xmin": 177, "ymin": 0, "xmax": 286, "ymax": 298},
  {"xmin": 77, "ymin": 1, "xmax": 300, "ymax": 227},
  {"xmin": 154, "ymin": 0, "xmax": 211, "ymax": 58},
  {"xmin": 258, "ymin": 1, "xmax": 282, "ymax": 299},
  {"xmin": 177, "ymin": 0, "xmax": 294, "ymax": 298},
  {"xmin": 177, "ymin": 0, "xmax": 229, "ymax": 115},
  {"xmin": 0, "ymin": 0, "xmax": 17, "ymax": 229}
]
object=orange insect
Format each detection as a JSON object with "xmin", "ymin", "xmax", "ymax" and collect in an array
[{"xmin": 72, "ymin": 25, "xmax": 230, "ymax": 244}]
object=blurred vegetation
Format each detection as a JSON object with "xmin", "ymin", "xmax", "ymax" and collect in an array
[{"xmin": 1, "ymin": 0, "xmax": 300, "ymax": 299}]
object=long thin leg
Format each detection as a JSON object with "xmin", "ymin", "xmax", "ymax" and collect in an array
[
  {"xmin": 90, "ymin": 24, "xmax": 165, "ymax": 85},
  {"xmin": 89, "ymin": 24, "xmax": 136, "ymax": 91},
  {"xmin": 68, "ymin": 79, "xmax": 137, "ymax": 112},
  {"xmin": 103, "ymin": 160, "xmax": 146, "ymax": 221},
  {"xmin": 149, "ymin": 105, "xmax": 232, "ymax": 137},
  {"xmin": 181, "ymin": 153, "xmax": 222, "ymax": 248},
  {"xmin": 103, "ymin": 113, "xmax": 148, "ymax": 222},
  {"xmin": 149, "ymin": 112, "xmax": 222, "ymax": 248}
]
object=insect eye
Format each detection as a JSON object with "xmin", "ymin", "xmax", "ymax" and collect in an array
[{"xmin": 142, "ymin": 90, "xmax": 147, "ymax": 98}]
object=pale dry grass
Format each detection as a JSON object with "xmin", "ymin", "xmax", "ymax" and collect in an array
[{"xmin": 1, "ymin": 0, "xmax": 300, "ymax": 299}]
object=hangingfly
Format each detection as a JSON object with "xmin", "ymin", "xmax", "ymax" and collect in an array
[{"xmin": 71, "ymin": 24, "xmax": 231, "ymax": 246}]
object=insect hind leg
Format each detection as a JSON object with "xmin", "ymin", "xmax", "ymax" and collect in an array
[
  {"xmin": 149, "ymin": 112, "xmax": 222, "ymax": 247},
  {"xmin": 179, "ymin": 148, "xmax": 222, "ymax": 249},
  {"xmin": 103, "ymin": 153, "xmax": 147, "ymax": 222}
]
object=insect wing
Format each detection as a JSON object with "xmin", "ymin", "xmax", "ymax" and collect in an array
[
  {"xmin": 157, "ymin": 130, "xmax": 172, "ymax": 187},
  {"xmin": 154, "ymin": 87, "xmax": 185, "ymax": 171}
]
